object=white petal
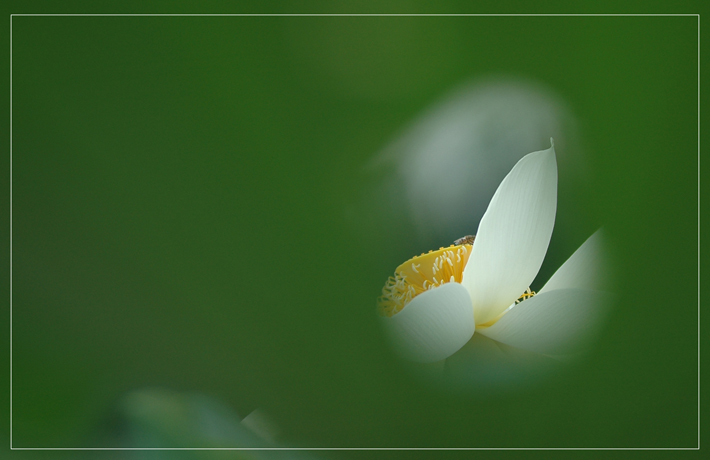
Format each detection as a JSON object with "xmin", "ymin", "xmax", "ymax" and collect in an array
[
  {"xmin": 539, "ymin": 228, "xmax": 609, "ymax": 293},
  {"xmin": 462, "ymin": 141, "xmax": 558, "ymax": 325},
  {"xmin": 478, "ymin": 288, "xmax": 612, "ymax": 356},
  {"xmin": 380, "ymin": 282, "xmax": 474, "ymax": 363}
]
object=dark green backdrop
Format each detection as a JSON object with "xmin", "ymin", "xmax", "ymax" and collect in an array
[{"xmin": 1, "ymin": 3, "xmax": 702, "ymax": 453}]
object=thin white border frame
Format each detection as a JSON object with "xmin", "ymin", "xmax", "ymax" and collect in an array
[{"xmin": 7, "ymin": 12, "xmax": 700, "ymax": 451}]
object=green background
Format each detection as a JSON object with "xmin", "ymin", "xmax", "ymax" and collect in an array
[{"xmin": 1, "ymin": 1, "xmax": 703, "ymax": 453}]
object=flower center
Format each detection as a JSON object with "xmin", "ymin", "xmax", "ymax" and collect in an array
[
  {"xmin": 475, "ymin": 288, "xmax": 537, "ymax": 329},
  {"xmin": 377, "ymin": 243, "xmax": 474, "ymax": 317}
]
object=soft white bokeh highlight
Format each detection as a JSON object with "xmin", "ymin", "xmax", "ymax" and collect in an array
[{"xmin": 369, "ymin": 78, "xmax": 582, "ymax": 244}]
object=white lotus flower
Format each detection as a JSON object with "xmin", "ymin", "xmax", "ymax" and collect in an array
[{"xmin": 378, "ymin": 140, "xmax": 610, "ymax": 363}]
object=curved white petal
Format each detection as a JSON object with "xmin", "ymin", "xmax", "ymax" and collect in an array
[
  {"xmin": 462, "ymin": 141, "xmax": 558, "ymax": 325},
  {"xmin": 478, "ymin": 288, "xmax": 612, "ymax": 356},
  {"xmin": 380, "ymin": 282, "xmax": 474, "ymax": 363},
  {"xmin": 539, "ymin": 228, "xmax": 609, "ymax": 294}
]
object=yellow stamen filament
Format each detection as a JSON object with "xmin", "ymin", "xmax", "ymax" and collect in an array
[
  {"xmin": 377, "ymin": 244, "xmax": 473, "ymax": 317},
  {"xmin": 515, "ymin": 287, "xmax": 536, "ymax": 304}
]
